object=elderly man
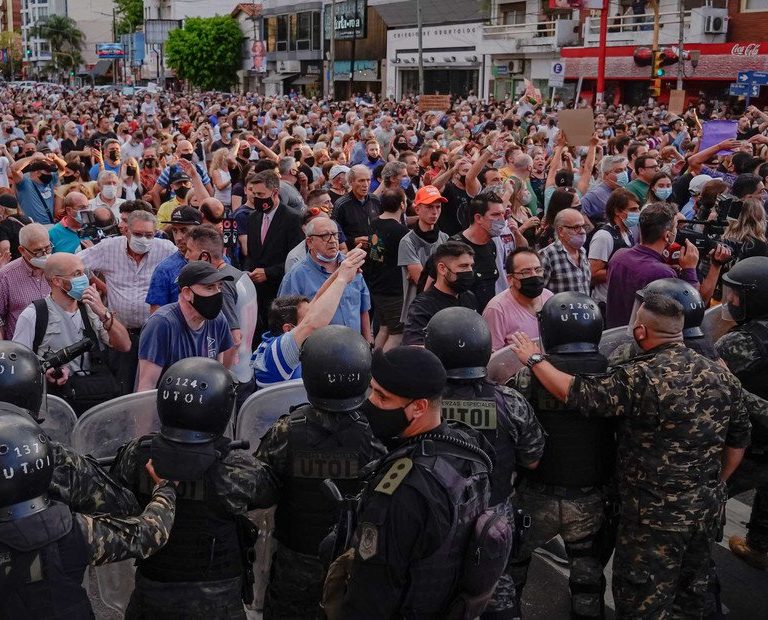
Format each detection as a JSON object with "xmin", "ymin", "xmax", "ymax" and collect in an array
[
  {"xmin": 278, "ymin": 156, "xmax": 307, "ymax": 212},
  {"xmin": 13, "ymin": 252, "xmax": 131, "ymax": 413},
  {"xmin": 333, "ymin": 165, "xmax": 382, "ymax": 249},
  {"xmin": 327, "ymin": 164, "xmax": 350, "ymax": 205},
  {"xmin": 89, "ymin": 171, "xmax": 124, "ymax": 220},
  {"xmin": 10, "ymin": 153, "xmax": 63, "ymax": 224},
  {"xmin": 374, "ymin": 115, "xmax": 396, "ymax": 158},
  {"xmin": 539, "ymin": 208, "xmax": 591, "ymax": 295},
  {"xmin": 79, "ymin": 210, "xmax": 176, "ymax": 393},
  {"xmin": 580, "ymin": 156, "xmax": 629, "ymax": 225},
  {"xmin": 0, "ymin": 223, "xmax": 52, "ymax": 339},
  {"xmin": 277, "ymin": 217, "xmax": 372, "ymax": 342},
  {"xmin": 374, "ymin": 161, "xmax": 408, "ymax": 197},
  {"xmin": 136, "ymin": 261, "xmax": 234, "ymax": 391},
  {"xmin": 49, "ymin": 192, "xmax": 91, "ymax": 253}
]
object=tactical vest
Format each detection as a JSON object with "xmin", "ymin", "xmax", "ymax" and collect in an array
[
  {"xmin": 133, "ymin": 436, "xmax": 242, "ymax": 582},
  {"xmin": 275, "ymin": 405, "xmax": 379, "ymax": 556},
  {"xmin": 527, "ymin": 352, "xmax": 615, "ymax": 488},
  {"xmin": 368, "ymin": 429, "xmax": 491, "ymax": 617},
  {"xmin": 599, "ymin": 222, "xmax": 633, "ymax": 261},
  {"xmin": 729, "ymin": 321, "xmax": 768, "ymax": 451},
  {"xmin": 684, "ymin": 336, "xmax": 719, "ymax": 361},
  {"xmin": 442, "ymin": 380, "xmax": 517, "ymax": 505},
  {"xmin": 0, "ymin": 502, "xmax": 91, "ymax": 619}
]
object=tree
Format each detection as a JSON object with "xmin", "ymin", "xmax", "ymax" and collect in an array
[
  {"xmin": 29, "ymin": 15, "xmax": 85, "ymax": 75},
  {"xmin": 165, "ymin": 16, "xmax": 243, "ymax": 91},
  {"xmin": 0, "ymin": 31, "xmax": 22, "ymax": 79},
  {"xmin": 115, "ymin": 0, "xmax": 143, "ymax": 36}
]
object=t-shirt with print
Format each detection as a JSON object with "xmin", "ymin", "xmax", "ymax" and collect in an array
[{"xmin": 367, "ymin": 217, "xmax": 408, "ymax": 296}]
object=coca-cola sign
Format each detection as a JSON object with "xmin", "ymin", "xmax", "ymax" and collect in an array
[{"xmin": 731, "ymin": 43, "xmax": 761, "ymax": 57}]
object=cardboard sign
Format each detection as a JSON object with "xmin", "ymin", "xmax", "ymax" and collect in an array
[
  {"xmin": 418, "ymin": 94, "xmax": 451, "ymax": 112},
  {"xmin": 557, "ymin": 109, "xmax": 595, "ymax": 146},
  {"xmin": 668, "ymin": 89, "xmax": 686, "ymax": 116},
  {"xmin": 700, "ymin": 120, "xmax": 738, "ymax": 155}
]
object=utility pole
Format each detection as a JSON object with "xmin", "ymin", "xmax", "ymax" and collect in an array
[
  {"xmin": 349, "ymin": 0, "xmax": 358, "ymax": 98},
  {"xmin": 677, "ymin": 0, "xmax": 684, "ymax": 90},
  {"xmin": 596, "ymin": 0, "xmax": 608, "ymax": 105},
  {"xmin": 417, "ymin": 0, "xmax": 424, "ymax": 95},
  {"xmin": 329, "ymin": 0, "xmax": 336, "ymax": 100}
]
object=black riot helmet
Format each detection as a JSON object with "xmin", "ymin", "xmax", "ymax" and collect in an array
[
  {"xmin": 538, "ymin": 292, "xmax": 603, "ymax": 354},
  {"xmin": 0, "ymin": 407, "xmax": 53, "ymax": 522},
  {"xmin": 0, "ymin": 341, "xmax": 44, "ymax": 417},
  {"xmin": 425, "ymin": 307, "xmax": 492, "ymax": 380},
  {"xmin": 156, "ymin": 357, "xmax": 236, "ymax": 444},
  {"xmin": 300, "ymin": 325, "xmax": 372, "ymax": 412},
  {"xmin": 636, "ymin": 278, "xmax": 706, "ymax": 338},
  {"xmin": 722, "ymin": 256, "xmax": 768, "ymax": 323}
]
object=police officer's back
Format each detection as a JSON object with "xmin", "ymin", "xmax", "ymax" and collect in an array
[
  {"xmin": 110, "ymin": 357, "xmax": 275, "ymax": 619},
  {"xmin": 255, "ymin": 325, "xmax": 385, "ymax": 619},
  {"xmin": 329, "ymin": 346, "xmax": 492, "ymax": 618},
  {"xmin": 0, "ymin": 409, "xmax": 177, "ymax": 619}
]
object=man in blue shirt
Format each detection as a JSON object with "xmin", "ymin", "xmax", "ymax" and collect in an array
[
  {"xmin": 88, "ymin": 139, "xmax": 122, "ymax": 181},
  {"xmin": 145, "ymin": 206, "xmax": 201, "ymax": 311},
  {"xmin": 252, "ymin": 248, "xmax": 366, "ymax": 387},
  {"xmin": 137, "ymin": 260, "xmax": 234, "ymax": 391},
  {"xmin": 10, "ymin": 154, "xmax": 62, "ymax": 224},
  {"xmin": 277, "ymin": 217, "xmax": 372, "ymax": 342},
  {"xmin": 49, "ymin": 192, "xmax": 91, "ymax": 253}
]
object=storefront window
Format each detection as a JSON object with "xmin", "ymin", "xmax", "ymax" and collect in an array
[
  {"xmin": 400, "ymin": 69, "xmax": 479, "ymax": 98},
  {"xmin": 742, "ymin": 0, "xmax": 768, "ymax": 11}
]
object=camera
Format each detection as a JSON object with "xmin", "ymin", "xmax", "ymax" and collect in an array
[{"xmin": 77, "ymin": 209, "xmax": 119, "ymax": 244}]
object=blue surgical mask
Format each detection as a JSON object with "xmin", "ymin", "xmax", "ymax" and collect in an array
[
  {"xmin": 655, "ymin": 187, "xmax": 672, "ymax": 201},
  {"xmin": 624, "ymin": 212, "xmax": 640, "ymax": 228},
  {"xmin": 316, "ymin": 251, "xmax": 340, "ymax": 264},
  {"xmin": 400, "ymin": 177, "xmax": 411, "ymax": 190},
  {"xmin": 616, "ymin": 171, "xmax": 630, "ymax": 187},
  {"xmin": 65, "ymin": 274, "xmax": 89, "ymax": 300}
]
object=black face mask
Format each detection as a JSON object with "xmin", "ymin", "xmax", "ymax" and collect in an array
[
  {"xmin": 241, "ymin": 147, "xmax": 251, "ymax": 159},
  {"xmin": 190, "ymin": 291, "xmax": 223, "ymax": 320},
  {"xmin": 126, "ymin": 166, "xmax": 136, "ymax": 176},
  {"xmin": 38, "ymin": 173, "xmax": 53, "ymax": 184},
  {"xmin": 175, "ymin": 186, "xmax": 190, "ymax": 199},
  {"xmin": 180, "ymin": 153, "xmax": 194, "ymax": 161},
  {"xmin": 458, "ymin": 174, "xmax": 467, "ymax": 186},
  {"xmin": 144, "ymin": 159, "xmax": 156, "ymax": 168},
  {"xmin": 305, "ymin": 156, "xmax": 315, "ymax": 168},
  {"xmin": 107, "ymin": 151, "xmax": 120, "ymax": 161},
  {"xmin": 367, "ymin": 154, "xmax": 379, "ymax": 163},
  {"xmin": 257, "ymin": 196, "xmax": 274, "ymax": 211},
  {"xmin": 63, "ymin": 174, "xmax": 77, "ymax": 184},
  {"xmin": 447, "ymin": 269, "xmax": 475, "ymax": 294},
  {"xmin": 360, "ymin": 398, "xmax": 411, "ymax": 441},
  {"xmin": 517, "ymin": 275, "xmax": 545, "ymax": 299}
]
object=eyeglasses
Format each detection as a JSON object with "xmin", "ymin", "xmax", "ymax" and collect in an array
[
  {"xmin": 308, "ymin": 232, "xmax": 339, "ymax": 243},
  {"xmin": 644, "ymin": 164, "xmax": 660, "ymax": 170},
  {"xmin": 23, "ymin": 244, "xmax": 53, "ymax": 258},
  {"xmin": 560, "ymin": 224, "xmax": 587, "ymax": 232},
  {"xmin": 513, "ymin": 267, "xmax": 544, "ymax": 278}
]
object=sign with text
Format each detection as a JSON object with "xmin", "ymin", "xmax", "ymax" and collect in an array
[
  {"xmin": 418, "ymin": 94, "xmax": 452, "ymax": 112},
  {"xmin": 96, "ymin": 43, "xmax": 124, "ymax": 59},
  {"xmin": 549, "ymin": 60, "xmax": 565, "ymax": 88},
  {"xmin": 668, "ymin": 89, "xmax": 686, "ymax": 116},
  {"xmin": 324, "ymin": 0, "xmax": 367, "ymax": 40},
  {"xmin": 729, "ymin": 83, "xmax": 749, "ymax": 97}
]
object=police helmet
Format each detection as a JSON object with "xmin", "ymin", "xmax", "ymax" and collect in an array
[
  {"xmin": 0, "ymin": 341, "xmax": 44, "ymax": 417},
  {"xmin": 0, "ymin": 408, "xmax": 52, "ymax": 522},
  {"xmin": 636, "ymin": 278, "xmax": 706, "ymax": 338},
  {"xmin": 721, "ymin": 256, "xmax": 768, "ymax": 322},
  {"xmin": 156, "ymin": 357, "xmax": 236, "ymax": 444},
  {"xmin": 425, "ymin": 307, "xmax": 491, "ymax": 380},
  {"xmin": 538, "ymin": 292, "xmax": 603, "ymax": 354},
  {"xmin": 300, "ymin": 325, "xmax": 372, "ymax": 412}
]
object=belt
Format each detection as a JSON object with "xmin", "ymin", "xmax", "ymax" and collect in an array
[
  {"xmin": 522, "ymin": 480, "xmax": 600, "ymax": 500},
  {"xmin": 127, "ymin": 327, "xmax": 142, "ymax": 336}
]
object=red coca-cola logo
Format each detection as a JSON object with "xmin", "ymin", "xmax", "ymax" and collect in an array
[{"xmin": 731, "ymin": 43, "xmax": 761, "ymax": 57}]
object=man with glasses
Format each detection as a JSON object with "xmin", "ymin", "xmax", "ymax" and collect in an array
[
  {"xmin": 625, "ymin": 155, "xmax": 660, "ymax": 204},
  {"xmin": 278, "ymin": 217, "xmax": 372, "ymax": 342},
  {"xmin": 483, "ymin": 248, "xmax": 554, "ymax": 351},
  {"xmin": 48, "ymin": 192, "xmax": 92, "ymax": 254},
  {"xmin": 0, "ymin": 223, "xmax": 52, "ymax": 339},
  {"xmin": 539, "ymin": 209, "xmax": 592, "ymax": 295},
  {"xmin": 285, "ymin": 191, "xmax": 348, "ymax": 273},
  {"xmin": 581, "ymin": 156, "xmax": 630, "ymax": 226}
]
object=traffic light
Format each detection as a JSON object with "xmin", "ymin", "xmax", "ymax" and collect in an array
[
  {"xmin": 651, "ymin": 50, "xmax": 665, "ymax": 79},
  {"xmin": 650, "ymin": 78, "xmax": 662, "ymax": 98}
]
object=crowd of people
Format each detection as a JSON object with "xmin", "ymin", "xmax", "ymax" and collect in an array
[{"xmin": 0, "ymin": 81, "xmax": 766, "ymax": 618}]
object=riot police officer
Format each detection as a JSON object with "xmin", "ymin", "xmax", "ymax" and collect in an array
[
  {"xmin": 110, "ymin": 357, "xmax": 276, "ymax": 619},
  {"xmin": 0, "ymin": 408, "xmax": 177, "ymax": 617},
  {"xmin": 0, "ymin": 340, "xmax": 140, "ymax": 515},
  {"xmin": 507, "ymin": 292, "xmax": 613, "ymax": 619},
  {"xmin": 325, "ymin": 346, "xmax": 493, "ymax": 618},
  {"xmin": 425, "ymin": 306, "xmax": 545, "ymax": 619},
  {"xmin": 255, "ymin": 325, "xmax": 385, "ymax": 619},
  {"xmin": 717, "ymin": 256, "xmax": 768, "ymax": 570}
]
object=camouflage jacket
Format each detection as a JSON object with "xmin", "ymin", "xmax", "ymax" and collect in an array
[
  {"xmin": 566, "ymin": 342, "xmax": 751, "ymax": 530},
  {"xmin": 50, "ymin": 442, "xmax": 140, "ymax": 516},
  {"xmin": 77, "ymin": 482, "xmax": 176, "ymax": 566}
]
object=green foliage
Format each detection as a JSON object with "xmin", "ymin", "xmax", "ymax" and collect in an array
[
  {"xmin": 115, "ymin": 0, "xmax": 144, "ymax": 35},
  {"xmin": 29, "ymin": 15, "xmax": 85, "ymax": 71},
  {"xmin": 166, "ymin": 16, "xmax": 243, "ymax": 91}
]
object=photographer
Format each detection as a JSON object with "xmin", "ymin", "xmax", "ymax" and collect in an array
[{"xmin": 49, "ymin": 192, "xmax": 92, "ymax": 253}]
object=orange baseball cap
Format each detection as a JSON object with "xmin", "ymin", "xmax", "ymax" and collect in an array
[{"xmin": 414, "ymin": 185, "xmax": 448, "ymax": 206}]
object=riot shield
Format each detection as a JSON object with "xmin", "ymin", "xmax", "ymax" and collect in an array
[
  {"xmin": 72, "ymin": 390, "xmax": 160, "ymax": 614},
  {"xmin": 41, "ymin": 395, "xmax": 77, "ymax": 448},
  {"xmin": 231, "ymin": 273, "xmax": 259, "ymax": 384},
  {"xmin": 703, "ymin": 305, "xmax": 735, "ymax": 344},
  {"xmin": 598, "ymin": 325, "xmax": 633, "ymax": 359},
  {"xmin": 487, "ymin": 344, "xmax": 528, "ymax": 386},
  {"xmin": 235, "ymin": 379, "xmax": 308, "ymax": 612}
]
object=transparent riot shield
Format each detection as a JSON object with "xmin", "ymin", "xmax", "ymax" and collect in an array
[
  {"xmin": 487, "ymin": 344, "xmax": 528, "ymax": 386},
  {"xmin": 231, "ymin": 273, "xmax": 259, "ymax": 384},
  {"xmin": 702, "ymin": 305, "xmax": 735, "ymax": 345},
  {"xmin": 598, "ymin": 325, "xmax": 633, "ymax": 359},
  {"xmin": 72, "ymin": 390, "xmax": 160, "ymax": 614},
  {"xmin": 235, "ymin": 379, "xmax": 308, "ymax": 612},
  {"xmin": 41, "ymin": 395, "xmax": 77, "ymax": 448}
]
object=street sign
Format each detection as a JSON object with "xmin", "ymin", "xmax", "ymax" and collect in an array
[
  {"xmin": 751, "ymin": 71, "xmax": 768, "ymax": 85},
  {"xmin": 738, "ymin": 71, "xmax": 753, "ymax": 83},
  {"xmin": 549, "ymin": 60, "xmax": 565, "ymax": 88},
  {"xmin": 730, "ymin": 82, "xmax": 750, "ymax": 96},
  {"xmin": 752, "ymin": 83, "xmax": 762, "ymax": 97}
]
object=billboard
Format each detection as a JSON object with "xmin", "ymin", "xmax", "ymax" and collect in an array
[
  {"xmin": 324, "ymin": 0, "xmax": 367, "ymax": 40},
  {"xmin": 96, "ymin": 43, "xmax": 125, "ymax": 59}
]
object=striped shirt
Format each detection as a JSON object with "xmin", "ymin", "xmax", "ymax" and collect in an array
[
  {"xmin": 79, "ymin": 236, "xmax": 177, "ymax": 329},
  {"xmin": 156, "ymin": 163, "xmax": 211, "ymax": 188},
  {"xmin": 250, "ymin": 330, "xmax": 302, "ymax": 388},
  {"xmin": 0, "ymin": 258, "xmax": 51, "ymax": 339}
]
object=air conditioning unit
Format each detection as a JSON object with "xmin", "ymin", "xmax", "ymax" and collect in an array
[
  {"xmin": 705, "ymin": 14, "xmax": 726, "ymax": 34},
  {"xmin": 508, "ymin": 59, "xmax": 524, "ymax": 74}
]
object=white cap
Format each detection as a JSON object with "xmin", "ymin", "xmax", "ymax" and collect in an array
[
  {"xmin": 329, "ymin": 165, "xmax": 350, "ymax": 180},
  {"xmin": 688, "ymin": 174, "xmax": 713, "ymax": 196}
]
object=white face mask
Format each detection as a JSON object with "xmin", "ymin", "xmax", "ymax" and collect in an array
[
  {"xmin": 29, "ymin": 255, "xmax": 48, "ymax": 269},
  {"xmin": 101, "ymin": 185, "xmax": 117, "ymax": 200},
  {"xmin": 129, "ymin": 235, "xmax": 153, "ymax": 254}
]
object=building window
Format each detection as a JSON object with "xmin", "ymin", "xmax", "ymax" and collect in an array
[
  {"xmin": 277, "ymin": 14, "xmax": 289, "ymax": 51},
  {"xmin": 742, "ymin": 0, "xmax": 768, "ymax": 11},
  {"xmin": 499, "ymin": 2, "xmax": 526, "ymax": 24},
  {"xmin": 266, "ymin": 16, "xmax": 277, "ymax": 52},
  {"xmin": 296, "ymin": 12, "xmax": 312, "ymax": 51},
  {"xmin": 312, "ymin": 11, "xmax": 321, "ymax": 50}
]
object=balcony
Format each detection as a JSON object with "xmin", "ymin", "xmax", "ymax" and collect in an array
[{"xmin": 483, "ymin": 19, "xmax": 579, "ymax": 53}]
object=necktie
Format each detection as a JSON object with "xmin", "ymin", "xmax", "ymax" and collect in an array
[{"xmin": 261, "ymin": 213, "xmax": 270, "ymax": 244}]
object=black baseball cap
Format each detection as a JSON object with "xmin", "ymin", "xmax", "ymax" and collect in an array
[
  {"xmin": 177, "ymin": 261, "xmax": 234, "ymax": 289},
  {"xmin": 169, "ymin": 169, "xmax": 191, "ymax": 184},
  {"xmin": 162, "ymin": 206, "xmax": 202, "ymax": 225}
]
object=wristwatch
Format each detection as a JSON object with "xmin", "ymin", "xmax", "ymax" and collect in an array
[
  {"xmin": 101, "ymin": 309, "xmax": 114, "ymax": 327},
  {"xmin": 526, "ymin": 353, "xmax": 545, "ymax": 369}
]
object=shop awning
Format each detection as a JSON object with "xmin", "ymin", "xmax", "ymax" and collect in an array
[
  {"xmin": 292, "ymin": 75, "xmax": 320, "ymax": 85},
  {"xmin": 262, "ymin": 73, "xmax": 297, "ymax": 83},
  {"xmin": 91, "ymin": 60, "xmax": 112, "ymax": 77}
]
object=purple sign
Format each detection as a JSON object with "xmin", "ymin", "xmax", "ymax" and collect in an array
[{"xmin": 700, "ymin": 120, "xmax": 738, "ymax": 155}]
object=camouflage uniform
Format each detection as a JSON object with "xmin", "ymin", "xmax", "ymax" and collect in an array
[{"xmin": 567, "ymin": 342, "xmax": 752, "ymax": 617}]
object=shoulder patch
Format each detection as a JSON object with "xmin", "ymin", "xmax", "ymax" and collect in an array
[
  {"xmin": 374, "ymin": 457, "xmax": 413, "ymax": 495},
  {"xmin": 357, "ymin": 523, "xmax": 379, "ymax": 560}
]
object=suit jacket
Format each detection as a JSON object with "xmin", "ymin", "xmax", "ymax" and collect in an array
[{"xmin": 246, "ymin": 203, "xmax": 304, "ymax": 294}]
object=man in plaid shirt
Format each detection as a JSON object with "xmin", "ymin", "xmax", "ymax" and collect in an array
[{"xmin": 539, "ymin": 208, "xmax": 591, "ymax": 295}]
